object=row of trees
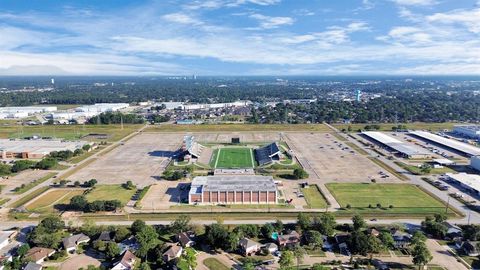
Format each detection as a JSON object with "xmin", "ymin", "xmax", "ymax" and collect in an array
[{"xmin": 69, "ymin": 195, "xmax": 122, "ymax": 212}]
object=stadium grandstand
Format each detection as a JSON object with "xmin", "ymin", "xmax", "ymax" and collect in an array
[
  {"xmin": 254, "ymin": 142, "xmax": 281, "ymax": 166},
  {"xmin": 181, "ymin": 135, "xmax": 205, "ymax": 159}
]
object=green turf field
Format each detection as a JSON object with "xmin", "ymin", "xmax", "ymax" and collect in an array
[
  {"xmin": 326, "ymin": 183, "xmax": 448, "ymax": 214},
  {"xmin": 213, "ymin": 147, "xmax": 255, "ymax": 168}
]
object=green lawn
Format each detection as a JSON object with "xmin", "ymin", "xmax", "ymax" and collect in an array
[
  {"xmin": 0, "ymin": 124, "xmax": 142, "ymax": 142},
  {"xmin": 326, "ymin": 183, "xmax": 449, "ymax": 214},
  {"xmin": 86, "ymin": 185, "xmax": 136, "ymax": 204},
  {"xmin": 301, "ymin": 185, "xmax": 328, "ymax": 209},
  {"xmin": 213, "ymin": 147, "xmax": 254, "ymax": 168},
  {"xmin": 395, "ymin": 161, "xmax": 455, "ymax": 175},
  {"xmin": 203, "ymin": 258, "xmax": 230, "ymax": 270}
]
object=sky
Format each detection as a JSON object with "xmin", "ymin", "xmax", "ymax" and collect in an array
[{"xmin": 1, "ymin": 0, "xmax": 480, "ymax": 76}]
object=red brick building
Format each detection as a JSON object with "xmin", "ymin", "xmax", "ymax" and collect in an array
[{"xmin": 189, "ymin": 175, "xmax": 278, "ymax": 205}]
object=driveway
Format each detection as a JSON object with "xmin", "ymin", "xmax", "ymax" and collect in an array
[{"xmin": 59, "ymin": 254, "xmax": 101, "ymax": 270}]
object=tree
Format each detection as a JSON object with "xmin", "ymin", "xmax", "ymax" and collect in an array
[
  {"xmin": 135, "ymin": 225, "xmax": 160, "ymax": 259},
  {"xmin": 261, "ymin": 223, "xmax": 275, "ymax": 239},
  {"xmin": 105, "ymin": 241, "xmax": 121, "ymax": 259},
  {"xmin": 305, "ymin": 230, "xmax": 323, "ymax": 249},
  {"xmin": 170, "ymin": 215, "xmax": 192, "ymax": 234},
  {"xmin": 138, "ymin": 262, "xmax": 152, "ymax": 270},
  {"xmin": 17, "ymin": 244, "xmax": 30, "ymax": 257},
  {"xmin": 70, "ymin": 195, "xmax": 88, "ymax": 211},
  {"xmin": 412, "ymin": 241, "xmax": 432, "ymax": 270},
  {"xmin": 177, "ymin": 247, "xmax": 197, "ymax": 270},
  {"xmin": 205, "ymin": 223, "xmax": 229, "ymax": 249},
  {"xmin": 293, "ymin": 168, "xmax": 309, "ymax": 180},
  {"xmin": 115, "ymin": 227, "xmax": 131, "ymax": 242},
  {"xmin": 293, "ymin": 246, "xmax": 306, "ymax": 270},
  {"xmin": 273, "ymin": 219, "xmax": 284, "ymax": 232},
  {"xmin": 39, "ymin": 216, "xmax": 65, "ymax": 233},
  {"xmin": 313, "ymin": 213, "xmax": 336, "ymax": 236},
  {"xmin": 131, "ymin": 220, "xmax": 147, "ymax": 234},
  {"xmin": 36, "ymin": 157, "xmax": 58, "ymax": 170},
  {"xmin": 379, "ymin": 231, "xmax": 395, "ymax": 249},
  {"xmin": 0, "ymin": 163, "xmax": 11, "ymax": 176},
  {"xmin": 352, "ymin": 214, "xmax": 366, "ymax": 231},
  {"xmin": 312, "ymin": 264, "xmax": 328, "ymax": 270},
  {"xmin": 420, "ymin": 164, "xmax": 432, "ymax": 174},
  {"xmin": 123, "ymin": 180, "xmax": 136, "ymax": 190},
  {"xmin": 279, "ymin": 250, "xmax": 294, "ymax": 269},
  {"xmin": 297, "ymin": 213, "xmax": 311, "ymax": 231},
  {"xmin": 411, "ymin": 231, "xmax": 427, "ymax": 246},
  {"xmin": 84, "ymin": 179, "xmax": 97, "ymax": 187}
]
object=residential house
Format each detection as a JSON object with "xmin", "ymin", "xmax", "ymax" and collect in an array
[
  {"xmin": 111, "ymin": 250, "xmax": 138, "ymax": 270},
  {"xmin": 278, "ymin": 231, "xmax": 300, "ymax": 248},
  {"xmin": 334, "ymin": 233, "xmax": 351, "ymax": 256},
  {"xmin": 176, "ymin": 232, "xmax": 195, "ymax": 247},
  {"xmin": 442, "ymin": 222, "xmax": 463, "ymax": 239},
  {"xmin": 118, "ymin": 237, "xmax": 139, "ymax": 254},
  {"xmin": 23, "ymin": 262, "xmax": 42, "ymax": 270},
  {"xmin": 163, "ymin": 245, "xmax": 183, "ymax": 262},
  {"xmin": 0, "ymin": 231, "xmax": 16, "ymax": 250},
  {"xmin": 25, "ymin": 247, "xmax": 55, "ymax": 264},
  {"xmin": 97, "ymin": 231, "xmax": 113, "ymax": 242},
  {"xmin": 62, "ymin": 233, "xmax": 90, "ymax": 253},
  {"xmin": 263, "ymin": 243, "xmax": 278, "ymax": 254},
  {"xmin": 391, "ymin": 230, "xmax": 412, "ymax": 249},
  {"xmin": 461, "ymin": 241, "xmax": 479, "ymax": 257},
  {"xmin": 367, "ymin": 228, "xmax": 380, "ymax": 237},
  {"xmin": 239, "ymin": 238, "xmax": 261, "ymax": 256}
]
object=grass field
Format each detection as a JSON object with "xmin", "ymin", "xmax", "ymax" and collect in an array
[
  {"xmin": 203, "ymin": 258, "xmax": 230, "ymax": 270},
  {"xmin": 327, "ymin": 183, "xmax": 450, "ymax": 214},
  {"xmin": 10, "ymin": 186, "xmax": 50, "ymax": 208},
  {"xmin": 394, "ymin": 161, "xmax": 455, "ymax": 175},
  {"xmin": 26, "ymin": 189, "xmax": 85, "ymax": 212},
  {"xmin": 301, "ymin": 185, "xmax": 328, "ymax": 209},
  {"xmin": 213, "ymin": 147, "xmax": 255, "ymax": 168},
  {"xmin": 86, "ymin": 185, "xmax": 136, "ymax": 204},
  {"xmin": 333, "ymin": 122, "xmax": 458, "ymax": 132},
  {"xmin": 146, "ymin": 123, "xmax": 331, "ymax": 132},
  {"xmin": 0, "ymin": 124, "xmax": 142, "ymax": 142},
  {"xmin": 13, "ymin": 172, "xmax": 57, "ymax": 194}
]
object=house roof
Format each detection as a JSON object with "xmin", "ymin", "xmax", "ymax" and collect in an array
[
  {"xmin": 278, "ymin": 231, "xmax": 300, "ymax": 244},
  {"xmin": 177, "ymin": 232, "xmax": 193, "ymax": 246},
  {"xmin": 26, "ymin": 247, "xmax": 55, "ymax": 262},
  {"xmin": 239, "ymin": 238, "xmax": 260, "ymax": 250},
  {"xmin": 62, "ymin": 233, "xmax": 90, "ymax": 249},
  {"xmin": 114, "ymin": 250, "xmax": 138, "ymax": 269},
  {"xmin": 163, "ymin": 245, "xmax": 182, "ymax": 259},
  {"xmin": 97, "ymin": 231, "xmax": 112, "ymax": 242},
  {"xmin": 264, "ymin": 243, "xmax": 278, "ymax": 250},
  {"xmin": 24, "ymin": 262, "xmax": 43, "ymax": 270}
]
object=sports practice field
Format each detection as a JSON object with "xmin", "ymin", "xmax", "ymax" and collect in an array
[
  {"xmin": 212, "ymin": 147, "xmax": 255, "ymax": 168},
  {"xmin": 326, "ymin": 183, "xmax": 446, "ymax": 213}
]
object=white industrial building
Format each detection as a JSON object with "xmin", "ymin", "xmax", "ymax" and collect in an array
[
  {"xmin": 75, "ymin": 103, "xmax": 129, "ymax": 113},
  {"xmin": 453, "ymin": 125, "xmax": 480, "ymax": 139},
  {"xmin": 0, "ymin": 139, "xmax": 90, "ymax": 159},
  {"xmin": 409, "ymin": 131, "xmax": 480, "ymax": 157},
  {"xmin": 0, "ymin": 106, "xmax": 57, "ymax": 119},
  {"xmin": 445, "ymin": 173, "xmax": 480, "ymax": 194},
  {"xmin": 471, "ymin": 156, "xmax": 480, "ymax": 172},
  {"xmin": 159, "ymin": 101, "xmax": 251, "ymax": 111},
  {"xmin": 362, "ymin": 131, "xmax": 431, "ymax": 158}
]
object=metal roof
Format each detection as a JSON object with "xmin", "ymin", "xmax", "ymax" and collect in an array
[
  {"xmin": 362, "ymin": 131, "xmax": 430, "ymax": 156},
  {"xmin": 410, "ymin": 131, "xmax": 480, "ymax": 156},
  {"xmin": 446, "ymin": 173, "xmax": 480, "ymax": 192},
  {"xmin": 189, "ymin": 175, "xmax": 276, "ymax": 194}
]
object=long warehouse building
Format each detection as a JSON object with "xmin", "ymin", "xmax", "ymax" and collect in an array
[
  {"xmin": 189, "ymin": 175, "xmax": 277, "ymax": 205},
  {"xmin": 409, "ymin": 131, "xmax": 480, "ymax": 157},
  {"xmin": 0, "ymin": 139, "xmax": 89, "ymax": 159},
  {"xmin": 445, "ymin": 173, "xmax": 480, "ymax": 195},
  {"xmin": 361, "ymin": 131, "xmax": 431, "ymax": 158}
]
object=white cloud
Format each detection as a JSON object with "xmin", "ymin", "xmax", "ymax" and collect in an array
[
  {"xmin": 249, "ymin": 14, "xmax": 294, "ymax": 29},
  {"xmin": 427, "ymin": 8, "xmax": 480, "ymax": 33},
  {"xmin": 162, "ymin": 13, "xmax": 203, "ymax": 25},
  {"xmin": 392, "ymin": 0, "xmax": 438, "ymax": 6}
]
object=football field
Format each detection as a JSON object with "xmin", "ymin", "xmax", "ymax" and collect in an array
[{"xmin": 213, "ymin": 147, "xmax": 255, "ymax": 168}]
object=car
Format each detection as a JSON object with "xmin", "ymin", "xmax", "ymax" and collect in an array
[
  {"xmin": 273, "ymin": 251, "xmax": 281, "ymax": 257},
  {"xmin": 370, "ymin": 218, "xmax": 378, "ymax": 221}
]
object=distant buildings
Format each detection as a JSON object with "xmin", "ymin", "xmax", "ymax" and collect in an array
[
  {"xmin": 48, "ymin": 103, "xmax": 129, "ymax": 123},
  {"xmin": 0, "ymin": 106, "xmax": 57, "ymax": 119},
  {"xmin": 409, "ymin": 130, "xmax": 480, "ymax": 157},
  {"xmin": 453, "ymin": 125, "xmax": 480, "ymax": 139},
  {"xmin": 188, "ymin": 175, "xmax": 278, "ymax": 205},
  {"xmin": 362, "ymin": 131, "xmax": 431, "ymax": 159}
]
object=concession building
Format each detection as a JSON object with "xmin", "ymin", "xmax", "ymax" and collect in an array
[
  {"xmin": 188, "ymin": 175, "xmax": 278, "ymax": 205},
  {"xmin": 409, "ymin": 131, "xmax": 480, "ymax": 157},
  {"xmin": 361, "ymin": 131, "xmax": 431, "ymax": 159}
]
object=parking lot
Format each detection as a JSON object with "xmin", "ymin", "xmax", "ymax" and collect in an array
[
  {"xmin": 0, "ymin": 169, "xmax": 52, "ymax": 195},
  {"xmin": 286, "ymin": 132, "xmax": 399, "ymax": 182},
  {"xmin": 139, "ymin": 181, "xmax": 191, "ymax": 210},
  {"xmin": 68, "ymin": 132, "xmax": 181, "ymax": 187}
]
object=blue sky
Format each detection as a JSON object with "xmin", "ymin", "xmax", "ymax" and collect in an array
[{"xmin": 0, "ymin": 0, "xmax": 479, "ymax": 75}]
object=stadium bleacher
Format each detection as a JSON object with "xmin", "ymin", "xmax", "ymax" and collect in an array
[{"xmin": 255, "ymin": 142, "xmax": 281, "ymax": 166}]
